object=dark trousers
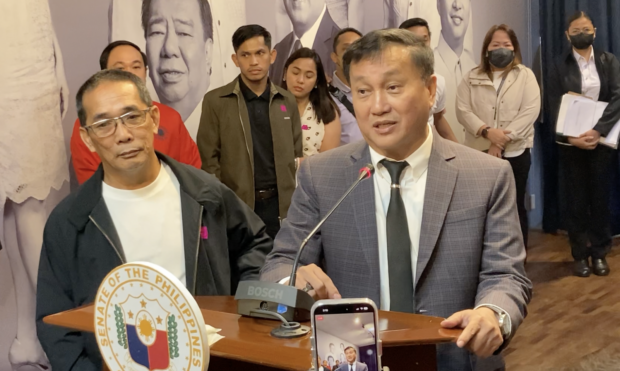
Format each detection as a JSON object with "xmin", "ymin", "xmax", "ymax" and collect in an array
[
  {"xmin": 505, "ymin": 149, "xmax": 531, "ymax": 248},
  {"xmin": 558, "ymin": 144, "xmax": 613, "ymax": 260},
  {"xmin": 254, "ymin": 195, "xmax": 281, "ymax": 240}
]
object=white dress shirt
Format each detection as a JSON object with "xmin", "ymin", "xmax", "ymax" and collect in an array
[
  {"xmin": 434, "ymin": 35, "xmax": 477, "ymax": 143},
  {"xmin": 428, "ymin": 73, "xmax": 446, "ymax": 126},
  {"xmin": 293, "ymin": 4, "xmax": 327, "ymax": 54},
  {"xmin": 331, "ymin": 71, "xmax": 364, "ymax": 145},
  {"xmin": 573, "ymin": 47, "xmax": 600, "ymax": 101},
  {"xmin": 369, "ymin": 127, "xmax": 433, "ymax": 311},
  {"xmin": 102, "ymin": 163, "xmax": 186, "ymax": 286}
]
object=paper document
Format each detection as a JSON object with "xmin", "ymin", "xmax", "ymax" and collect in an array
[{"xmin": 556, "ymin": 93, "xmax": 620, "ymax": 149}]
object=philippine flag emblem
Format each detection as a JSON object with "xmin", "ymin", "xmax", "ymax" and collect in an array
[{"xmin": 118, "ymin": 295, "xmax": 175, "ymax": 370}]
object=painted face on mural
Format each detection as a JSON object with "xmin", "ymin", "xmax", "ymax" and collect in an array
[
  {"xmin": 438, "ymin": 0, "xmax": 471, "ymax": 46},
  {"xmin": 283, "ymin": 0, "xmax": 326, "ymax": 35},
  {"xmin": 144, "ymin": 0, "xmax": 212, "ymax": 119}
]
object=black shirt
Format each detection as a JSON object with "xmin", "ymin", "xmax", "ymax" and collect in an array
[{"xmin": 239, "ymin": 77, "xmax": 277, "ymax": 189}]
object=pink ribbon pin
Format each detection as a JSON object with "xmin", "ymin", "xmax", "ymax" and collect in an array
[
  {"xmin": 280, "ymin": 104, "xmax": 287, "ymax": 112},
  {"xmin": 302, "ymin": 124, "xmax": 309, "ymax": 130},
  {"xmin": 200, "ymin": 226, "xmax": 209, "ymax": 240}
]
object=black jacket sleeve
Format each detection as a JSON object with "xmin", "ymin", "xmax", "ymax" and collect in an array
[
  {"xmin": 221, "ymin": 184, "xmax": 273, "ymax": 281},
  {"xmin": 594, "ymin": 52, "xmax": 620, "ymax": 137},
  {"xmin": 36, "ymin": 220, "xmax": 99, "ymax": 371}
]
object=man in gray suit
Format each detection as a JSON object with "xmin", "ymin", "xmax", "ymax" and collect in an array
[
  {"xmin": 260, "ymin": 29, "xmax": 532, "ymax": 371},
  {"xmin": 341, "ymin": 347, "xmax": 368, "ymax": 371},
  {"xmin": 269, "ymin": 0, "xmax": 340, "ymax": 84}
]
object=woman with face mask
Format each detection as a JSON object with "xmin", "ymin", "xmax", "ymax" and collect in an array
[
  {"xmin": 547, "ymin": 11, "xmax": 620, "ymax": 277},
  {"xmin": 282, "ymin": 48, "xmax": 342, "ymax": 157},
  {"xmin": 455, "ymin": 24, "xmax": 541, "ymax": 249}
]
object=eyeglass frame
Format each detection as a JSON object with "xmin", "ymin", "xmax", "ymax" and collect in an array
[{"xmin": 84, "ymin": 107, "xmax": 154, "ymax": 138}]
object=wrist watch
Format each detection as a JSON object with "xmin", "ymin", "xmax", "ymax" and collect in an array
[
  {"xmin": 481, "ymin": 126, "xmax": 491, "ymax": 139},
  {"xmin": 496, "ymin": 311, "xmax": 509, "ymax": 338}
]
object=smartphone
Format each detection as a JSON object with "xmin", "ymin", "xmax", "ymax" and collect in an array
[{"xmin": 311, "ymin": 298, "xmax": 381, "ymax": 371}]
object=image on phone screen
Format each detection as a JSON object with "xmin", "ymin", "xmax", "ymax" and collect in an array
[{"xmin": 314, "ymin": 304, "xmax": 379, "ymax": 371}]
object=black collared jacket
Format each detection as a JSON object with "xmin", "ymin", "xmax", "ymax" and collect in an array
[
  {"xmin": 548, "ymin": 47, "xmax": 620, "ymax": 143},
  {"xmin": 36, "ymin": 153, "xmax": 272, "ymax": 370}
]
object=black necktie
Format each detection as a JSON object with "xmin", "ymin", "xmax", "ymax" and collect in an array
[{"xmin": 381, "ymin": 159, "xmax": 414, "ymax": 313}]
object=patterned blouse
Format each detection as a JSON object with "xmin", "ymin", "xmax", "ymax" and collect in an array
[{"xmin": 301, "ymin": 102, "xmax": 325, "ymax": 157}]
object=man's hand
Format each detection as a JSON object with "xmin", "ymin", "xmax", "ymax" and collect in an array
[
  {"xmin": 441, "ymin": 307, "xmax": 503, "ymax": 358},
  {"xmin": 487, "ymin": 144, "xmax": 503, "ymax": 158},
  {"xmin": 486, "ymin": 128, "xmax": 512, "ymax": 149},
  {"xmin": 294, "ymin": 264, "xmax": 341, "ymax": 300},
  {"xmin": 568, "ymin": 134, "xmax": 598, "ymax": 150}
]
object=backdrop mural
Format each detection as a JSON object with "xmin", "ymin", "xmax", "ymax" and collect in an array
[{"xmin": 0, "ymin": 1, "xmax": 532, "ymax": 369}]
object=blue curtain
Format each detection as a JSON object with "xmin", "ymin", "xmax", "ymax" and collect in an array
[
  {"xmin": 539, "ymin": 0, "xmax": 620, "ymax": 235},
  {"xmin": 356, "ymin": 345, "xmax": 378, "ymax": 371}
]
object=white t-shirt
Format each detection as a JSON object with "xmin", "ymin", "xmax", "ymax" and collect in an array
[
  {"xmin": 493, "ymin": 71, "xmax": 524, "ymax": 158},
  {"xmin": 428, "ymin": 73, "xmax": 446, "ymax": 126},
  {"xmin": 102, "ymin": 163, "xmax": 186, "ymax": 285}
]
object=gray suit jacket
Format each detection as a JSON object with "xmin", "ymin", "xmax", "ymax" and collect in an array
[
  {"xmin": 269, "ymin": 9, "xmax": 340, "ymax": 85},
  {"xmin": 260, "ymin": 132, "xmax": 532, "ymax": 371},
  {"xmin": 340, "ymin": 361, "xmax": 368, "ymax": 371}
]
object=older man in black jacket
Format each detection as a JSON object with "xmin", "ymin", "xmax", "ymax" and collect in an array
[{"xmin": 36, "ymin": 69, "xmax": 272, "ymax": 370}]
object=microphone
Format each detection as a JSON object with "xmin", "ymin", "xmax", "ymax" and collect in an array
[{"xmin": 235, "ymin": 164, "xmax": 375, "ymax": 325}]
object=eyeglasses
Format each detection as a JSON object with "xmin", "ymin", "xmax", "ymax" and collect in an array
[
  {"xmin": 569, "ymin": 27, "xmax": 594, "ymax": 35},
  {"xmin": 86, "ymin": 108, "xmax": 152, "ymax": 138}
]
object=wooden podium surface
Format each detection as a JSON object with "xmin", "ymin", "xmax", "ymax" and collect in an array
[{"xmin": 44, "ymin": 296, "xmax": 460, "ymax": 370}]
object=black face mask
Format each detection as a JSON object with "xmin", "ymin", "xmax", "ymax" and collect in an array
[
  {"xmin": 488, "ymin": 48, "xmax": 515, "ymax": 68},
  {"xmin": 569, "ymin": 32, "xmax": 595, "ymax": 50}
]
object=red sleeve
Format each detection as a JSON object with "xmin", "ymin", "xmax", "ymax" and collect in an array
[
  {"xmin": 70, "ymin": 119, "xmax": 101, "ymax": 184},
  {"xmin": 171, "ymin": 110, "xmax": 202, "ymax": 169}
]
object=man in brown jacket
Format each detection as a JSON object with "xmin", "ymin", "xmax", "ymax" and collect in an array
[{"xmin": 197, "ymin": 25, "xmax": 302, "ymax": 239}]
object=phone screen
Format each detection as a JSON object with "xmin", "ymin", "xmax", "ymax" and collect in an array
[{"xmin": 313, "ymin": 303, "xmax": 379, "ymax": 371}]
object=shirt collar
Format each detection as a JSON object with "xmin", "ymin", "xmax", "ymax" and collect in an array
[
  {"xmin": 369, "ymin": 125, "xmax": 433, "ymax": 182},
  {"xmin": 572, "ymin": 47, "xmax": 594, "ymax": 63},
  {"xmin": 295, "ymin": 4, "xmax": 326, "ymax": 48},
  {"xmin": 331, "ymin": 71, "xmax": 351, "ymax": 93},
  {"xmin": 239, "ymin": 76, "xmax": 270, "ymax": 101}
]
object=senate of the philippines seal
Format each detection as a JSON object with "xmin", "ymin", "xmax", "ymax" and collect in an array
[{"xmin": 94, "ymin": 262, "xmax": 209, "ymax": 371}]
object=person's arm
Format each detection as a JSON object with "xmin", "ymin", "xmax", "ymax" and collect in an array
[
  {"xmin": 220, "ymin": 183, "xmax": 272, "ymax": 281},
  {"xmin": 475, "ymin": 160, "xmax": 532, "ymax": 345},
  {"xmin": 291, "ymin": 99, "xmax": 304, "ymax": 159},
  {"xmin": 593, "ymin": 53, "xmax": 620, "ymax": 137},
  {"xmin": 504, "ymin": 68, "xmax": 541, "ymax": 142},
  {"xmin": 70, "ymin": 118, "xmax": 101, "ymax": 184},
  {"xmin": 455, "ymin": 75, "xmax": 490, "ymax": 136},
  {"xmin": 173, "ymin": 109, "xmax": 202, "ymax": 169},
  {"xmin": 196, "ymin": 94, "xmax": 221, "ymax": 178},
  {"xmin": 36, "ymin": 221, "xmax": 99, "ymax": 371},
  {"xmin": 260, "ymin": 158, "xmax": 323, "ymax": 282},
  {"xmin": 433, "ymin": 110, "xmax": 458, "ymax": 142},
  {"xmin": 319, "ymin": 114, "xmax": 342, "ymax": 152}
]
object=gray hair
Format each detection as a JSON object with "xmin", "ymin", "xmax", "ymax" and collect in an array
[
  {"xmin": 343, "ymin": 29, "xmax": 434, "ymax": 83},
  {"xmin": 76, "ymin": 69, "xmax": 152, "ymax": 127}
]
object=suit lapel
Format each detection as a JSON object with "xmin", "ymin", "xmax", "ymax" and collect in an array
[
  {"xmin": 415, "ymin": 133, "xmax": 458, "ymax": 285},
  {"xmin": 347, "ymin": 144, "xmax": 380, "ymax": 289}
]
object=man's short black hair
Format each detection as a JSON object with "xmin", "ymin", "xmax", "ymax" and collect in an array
[
  {"xmin": 344, "ymin": 346, "xmax": 357, "ymax": 353},
  {"xmin": 141, "ymin": 0, "xmax": 213, "ymax": 41},
  {"xmin": 76, "ymin": 69, "xmax": 152, "ymax": 127},
  {"xmin": 232, "ymin": 24, "xmax": 272, "ymax": 52},
  {"xmin": 399, "ymin": 17, "xmax": 431, "ymax": 36},
  {"xmin": 343, "ymin": 29, "xmax": 434, "ymax": 84},
  {"xmin": 99, "ymin": 40, "xmax": 148, "ymax": 70},
  {"xmin": 333, "ymin": 27, "xmax": 363, "ymax": 52}
]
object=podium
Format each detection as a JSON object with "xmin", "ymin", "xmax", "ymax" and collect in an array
[{"xmin": 43, "ymin": 296, "xmax": 460, "ymax": 371}]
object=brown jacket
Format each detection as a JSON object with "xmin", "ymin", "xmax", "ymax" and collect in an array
[
  {"xmin": 456, "ymin": 64, "xmax": 541, "ymax": 152},
  {"xmin": 197, "ymin": 77, "xmax": 302, "ymax": 218}
]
